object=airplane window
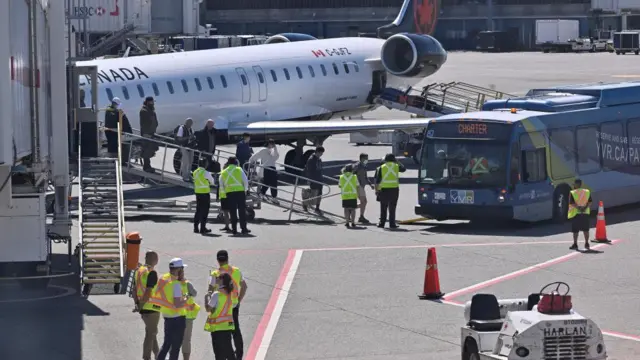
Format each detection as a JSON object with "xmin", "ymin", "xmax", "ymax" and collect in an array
[
  {"xmin": 220, "ymin": 75, "xmax": 227, "ymax": 88},
  {"xmin": 270, "ymin": 70, "xmax": 277, "ymax": 82},
  {"xmin": 166, "ymin": 81, "xmax": 174, "ymax": 94},
  {"xmin": 106, "ymin": 88, "xmax": 114, "ymax": 101},
  {"xmin": 296, "ymin": 66, "xmax": 303, "ymax": 79},
  {"xmin": 194, "ymin": 78, "xmax": 202, "ymax": 91},
  {"xmin": 353, "ymin": 62, "xmax": 360, "ymax": 72},
  {"xmin": 258, "ymin": 72, "xmax": 264, "ymax": 83},
  {"xmin": 343, "ymin": 62, "xmax": 350, "ymax": 74},
  {"xmin": 121, "ymin": 86, "xmax": 130, "ymax": 100},
  {"xmin": 320, "ymin": 64, "xmax": 327, "ymax": 76},
  {"xmin": 332, "ymin": 63, "xmax": 339, "ymax": 75},
  {"xmin": 152, "ymin": 83, "xmax": 160, "ymax": 96},
  {"xmin": 181, "ymin": 79, "xmax": 189, "ymax": 92},
  {"xmin": 241, "ymin": 74, "xmax": 247, "ymax": 86},
  {"xmin": 206, "ymin": 76, "xmax": 214, "ymax": 89},
  {"xmin": 137, "ymin": 84, "xmax": 145, "ymax": 98},
  {"xmin": 283, "ymin": 69, "xmax": 290, "ymax": 80},
  {"xmin": 308, "ymin": 65, "xmax": 315, "ymax": 78}
]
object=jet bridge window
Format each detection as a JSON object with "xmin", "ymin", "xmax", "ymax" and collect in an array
[
  {"xmin": 295, "ymin": 66, "xmax": 303, "ymax": 79},
  {"xmin": 332, "ymin": 63, "xmax": 339, "ymax": 75},
  {"xmin": 194, "ymin": 78, "xmax": 202, "ymax": 91},
  {"xmin": 343, "ymin": 62, "xmax": 350, "ymax": 74},
  {"xmin": 152, "ymin": 83, "xmax": 160, "ymax": 96},
  {"xmin": 241, "ymin": 74, "xmax": 248, "ymax": 85},
  {"xmin": 121, "ymin": 86, "xmax": 130, "ymax": 100},
  {"xmin": 181, "ymin": 79, "xmax": 189, "ymax": 92},
  {"xmin": 206, "ymin": 76, "xmax": 214, "ymax": 89},
  {"xmin": 283, "ymin": 68, "xmax": 290, "ymax": 80},
  {"xmin": 166, "ymin": 81, "xmax": 174, "ymax": 94},
  {"xmin": 105, "ymin": 88, "xmax": 114, "ymax": 101},
  {"xmin": 220, "ymin": 75, "xmax": 228, "ymax": 88},
  {"xmin": 308, "ymin": 65, "xmax": 315, "ymax": 77},
  {"xmin": 270, "ymin": 69, "xmax": 277, "ymax": 82},
  {"xmin": 137, "ymin": 84, "xmax": 145, "ymax": 98},
  {"xmin": 320, "ymin": 64, "xmax": 327, "ymax": 76}
]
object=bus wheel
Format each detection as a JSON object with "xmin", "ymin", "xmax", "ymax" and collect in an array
[{"xmin": 553, "ymin": 188, "xmax": 569, "ymax": 223}]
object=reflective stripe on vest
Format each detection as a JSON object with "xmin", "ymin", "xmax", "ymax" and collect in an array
[
  {"xmin": 339, "ymin": 173, "xmax": 358, "ymax": 200},
  {"xmin": 568, "ymin": 188, "xmax": 591, "ymax": 219},
  {"xmin": 221, "ymin": 166, "xmax": 244, "ymax": 193},
  {"xmin": 379, "ymin": 163, "xmax": 399, "ymax": 189},
  {"xmin": 147, "ymin": 273, "xmax": 185, "ymax": 316},
  {"xmin": 210, "ymin": 265, "xmax": 241, "ymax": 301},
  {"xmin": 193, "ymin": 167, "xmax": 210, "ymax": 194},
  {"xmin": 469, "ymin": 157, "xmax": 489, "ymax": 175},
  {"xmin": 204, "ymin": 291, "xmax": 235, "ymax": 332},
  {"xmin": 181, "ymin": 281, "xmax": 201, "ymax": 320}
]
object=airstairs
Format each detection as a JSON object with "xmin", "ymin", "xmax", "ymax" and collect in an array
[
  {"xmin": 84, "ymin": 23, "xmax": 136, "ymax": 58},
  {"xmin": 126, "ymin": 37, "xmax": 151, "ymax": 55},
  {"xmin": 109, "ymin": 129, "xmax": 345, "ymax": 223},
  {"xmin": 78, "ymin": 142, "xmax": 127, "ymax": 296},
  {"xmin": 375, "ymin": 82, "xmax": 516, "ymax": 117}
]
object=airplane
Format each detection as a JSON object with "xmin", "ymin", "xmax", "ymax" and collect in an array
[{"xmin": 75, "ymin": 0, "xmax": 447, "ymax": 172}]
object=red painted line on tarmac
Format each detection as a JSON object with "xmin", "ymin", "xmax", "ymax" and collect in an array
[
  {"xmin": 245, "ymin": 249, "xmax": 297, "ymax": 360},
  {"xmin": 302, "ymin": 240, "xmax": 569, "ymax": 252},
  {"xmin": 443, "ymin": 239, "xmax": 622, "ymax": 301},
  {"xmin": 175, "ymin": 248, "xmax": 285, "ymax": 257}
]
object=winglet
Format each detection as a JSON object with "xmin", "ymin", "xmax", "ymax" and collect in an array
[{"xmin": 377, "ymin": 0, "xmax": 440, "ymax": 38}]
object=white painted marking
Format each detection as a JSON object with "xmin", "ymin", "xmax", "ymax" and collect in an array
[
  {"xmin": 0, "ymin": 285, "xmax": 76, "ymax": 303},
  {"xmin": 254, "ymin": 249, "xmax": 304, "ymax": 360}
]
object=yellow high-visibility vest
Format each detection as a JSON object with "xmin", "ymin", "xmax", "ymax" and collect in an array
[
  {"xmin": 568, "ymin": 188, "xmax": 591, "ymax": 219},
  {"xmin": 192, "ymin": 167, "xmax": 210, "ymax": 194},
  {"xmin": 135, "ymin": 265, "xmax": 159, "ymax": 312},
  {"xmin": 339, "ymin": 173, "xmax": 358, "ymax": 200},
  {"xmin": 220, "ymin": 165, "xmax": 245, "ymax": 193},
  {"xmin": 204, "ymin": 291, "xmax": 235, "ymax": 332},
  {"xmin": 210, "ymin": 265, "xmax": 241, "ymax": 305},
  {"xmin": 181, "ymin": 281, "xmax": 201, "ymax": 320},
  {"xmin": 146, "ymin": 273, "xmax": 186, "ymax": 317},
  {"xmin": 378, "ymin": 162, "xmax": 399, "ymax": 189}
]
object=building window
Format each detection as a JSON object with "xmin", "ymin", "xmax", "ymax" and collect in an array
[
  {"xmin": 166, "ymin": 81, "xmax": 174, "ymax": 94},
  {"xmin": 206, "ymin": 76, "xmax": 214, "ymax": 89},
  {"xmin": 137, "ymin": 84, "xmax": 145, "ymax": 98},
  {"xmin": 181, "ymin": 79, "xmax": 189, "ymax": 92},
  {"xmin": 152, "ymin": 83, "xmax": 160, "ymax": 96},
  {"xmin": 220, "ymin": 75, "xmax": 227, "ymax": 88},
  {"xmin": 270, "ymin": 69, "xmax": 277, "ymax": 82},
  {"xmin": 106, "ymin": 88, "xmax": 114, "ymax": 101},
  {"xmin": 121, "ymin": 86, "xmax": 130, "ymax": 100},
  {"xmin": 194, "ymin": 78, "xmax": 202, "ymax": 91}
]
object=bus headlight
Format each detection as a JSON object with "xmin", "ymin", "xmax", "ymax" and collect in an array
[{"xmin": 515, "ymin": 347, "xmax": 529, "ymax": 357}]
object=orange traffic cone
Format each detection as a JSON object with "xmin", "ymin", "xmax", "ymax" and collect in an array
[
  {"xmin": 419, "ymin": 247, "xmax": 444, "ymax": 300},
  {"xmin": 593, "ymin": 201, "xmax": 611, "ymax": 243}
]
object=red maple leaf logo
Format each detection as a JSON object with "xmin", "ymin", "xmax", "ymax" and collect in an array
[{"xmin": 414, "ymin": 0, "xmax": 439, "ymax": 35}]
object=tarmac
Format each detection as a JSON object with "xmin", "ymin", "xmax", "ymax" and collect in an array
[{"xmin": 2, "ymin": 52, "xmax": 640, "ymax": 360}]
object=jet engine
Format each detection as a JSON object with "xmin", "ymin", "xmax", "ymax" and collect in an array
[
  {"xmin": 380, "ymin": 33, "xmax": 447, "ymax": 78},
  {"xmin": 265, "ymin": 33, "xmax": 318, "ymax": 44}
]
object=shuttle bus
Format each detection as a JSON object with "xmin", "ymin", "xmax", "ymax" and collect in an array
[{"xmin": 415, "ymin": 82, "xmax": 640, "ymax": 222}]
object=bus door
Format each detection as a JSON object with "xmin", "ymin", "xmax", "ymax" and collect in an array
[{"xmin": 514, "ymin": 131, "xmax": 554, "ymax": 221}]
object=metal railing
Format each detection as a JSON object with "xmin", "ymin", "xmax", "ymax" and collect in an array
[
  {"xmin": 77, "ymin": 111, "xmax": 85, "ymax": 285},
  {"xmin": 115, "ymin": 119, "xmax": 126, "ymax": 279}
]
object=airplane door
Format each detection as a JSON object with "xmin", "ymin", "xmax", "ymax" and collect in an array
[
  {"xmin": 236, "ymin": 67, "xmax": 251, "ymax": 103},
  {"xmin": 252, "ymin": 65, "xmax": 267, "ymax": 102}
]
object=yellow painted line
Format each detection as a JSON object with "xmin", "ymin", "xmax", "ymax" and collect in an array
[{"xmin": 398, "ymin": 217, "xmax": 430, "ymax": 224}]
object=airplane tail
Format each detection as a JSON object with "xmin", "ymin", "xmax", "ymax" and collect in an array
[{"xmin": 377, "ymin": 0, "xmax": 439, "ymax": 38}]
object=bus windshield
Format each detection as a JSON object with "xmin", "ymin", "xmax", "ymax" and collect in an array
[{"xmin": 419, "ymin": 140, "xmax": 509, "ymax": 188}]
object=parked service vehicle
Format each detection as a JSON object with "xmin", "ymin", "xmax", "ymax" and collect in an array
[
  {"xmin": 536, "ymin": 19, "xmax": 579, "ymax": 53},
  {"xmin": 613, "ymin": 31, "xmax": 640, "ymax": 55},
  {"xmin": 461, "ymin": 282, "xmax": 607, "ymax": 360}
]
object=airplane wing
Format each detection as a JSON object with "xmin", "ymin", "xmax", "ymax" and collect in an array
[{"xmin": 230, "ymin": 118, "xmax": 431, "ymax": 138}]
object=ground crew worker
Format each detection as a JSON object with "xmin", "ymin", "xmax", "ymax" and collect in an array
[
  {"xmin": 339, "ymin": 164, "xmax": 359, "ymax": 228},
  {"xmin": 193, "ymin": 158, "xmax": 215, "ymax": 234},
  {"xmin": 209, "ymin": 250, "xmax": 247, "ymax": 360},
  {"xmin": 568, "ymin": 179, "xmax": 592, "ymax": 251},
  {"xmin": 133, "ymin": 251, "xmax": 160, "ymax": 360},
  {"xmin": 374, "ymin": 154, "xmax": 406, "ymax": 229},
  {"xmin": 219, "ymin": 157, "xmax": 250, "ymax": 235},
  {"xmin": 150, "ymin": 258, "xmax": 189, "ymax": 360},
  {"xmin": 205, "ymin": 273, "xmax": 237, "ymax": 360},
  {"xmin": 219, "ymin": 162, "xmax": 232, "ymax": 233},
  {"xmin": 352, "ymin": 153, "xmax": 374, "ymax": 224},
  {"xmin": 181, "ymin": 279, "xmax": 200, "ymax": 360}
]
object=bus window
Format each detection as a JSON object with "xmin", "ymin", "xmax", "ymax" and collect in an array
[
  {"xmin": 600, "ymin": 121, "xmax": 625, "ymax": 171},
  {"xmin": 576, "ymin": 125, "xmax": 600, "ymax": 174},
  {"xmin": 628, "ymin": 119, "xmax": 640, "ymax": 166},
  {"xmin": 521, "ymin": 148, "xmax": 547, "ymax": 183},
  {"xmin": 509, "ymin": 142, "xmax": 520, "ymax": 185},
  {"xmin": 549, "ymin": 128, "xmax": 576, "ymax": 179}
]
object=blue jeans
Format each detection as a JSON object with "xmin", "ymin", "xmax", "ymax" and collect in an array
[{"xmin": 157, "ymin": 316, "xmax": 186, "ymax": 360}]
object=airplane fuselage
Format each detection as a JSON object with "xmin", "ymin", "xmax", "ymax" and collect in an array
[{"xmin": 76, "ymin": 37, "xmax": 419, "ymax": 138}]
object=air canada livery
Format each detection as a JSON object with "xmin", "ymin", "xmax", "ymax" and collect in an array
[{"xmin": 76, "ymin": 0, "xmax": 446, "ymax": 170}]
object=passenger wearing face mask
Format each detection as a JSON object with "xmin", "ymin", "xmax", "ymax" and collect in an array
[
  {"xmin": 249, "ymin": 139, "xmax": 280, "ymax": 200},
  {"xmin": 350, "ymin": 153, "xmax": 374, "ymax": 224},
  {"xmin": 104, "ymin": 97, "xmax": 132, "ymax": 162}
]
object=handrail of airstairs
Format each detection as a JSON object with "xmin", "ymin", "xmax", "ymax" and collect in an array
[
  {"xmin": 77, "ymin": 109, "xmax": 85, "ymax": 286},
  {"xmin": 115, "ymin": 119, "xmax": 126, "ymax": 278}
]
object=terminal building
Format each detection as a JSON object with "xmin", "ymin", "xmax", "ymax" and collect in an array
[{"xmin": 203, "ymin": 0, "xmax": 640, "ymax": 49}]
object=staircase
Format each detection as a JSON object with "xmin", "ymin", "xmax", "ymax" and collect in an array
[
  {"xmin": 85, "ymin": 23, "xmax": 136, "ymax": 58},
  {"xmin": 78, "ymin": 157, "xmax": 126, "ymax": 295}
]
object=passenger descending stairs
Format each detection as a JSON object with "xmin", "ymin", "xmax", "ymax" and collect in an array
[{"xmin": 79, "ymin": 157, "xmax": 126, "ymax": 296}]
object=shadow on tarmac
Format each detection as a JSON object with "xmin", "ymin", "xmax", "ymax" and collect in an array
[
  {"xmin": 0, "ymin": 254, "xmax": 109, "ymax": 360},
  {"xmin": 412, "ymin": 203, "xmax": 640, "ymax": 238}
]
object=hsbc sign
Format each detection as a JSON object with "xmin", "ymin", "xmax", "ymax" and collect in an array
[{"xmin": 71, "ymin": 0, "xmax": 120, "ymax": 17}]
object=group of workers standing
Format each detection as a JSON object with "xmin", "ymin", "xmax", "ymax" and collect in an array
[{"xmin": 134, "ymin": 249, "xmax": 248, "ymax": 360}]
